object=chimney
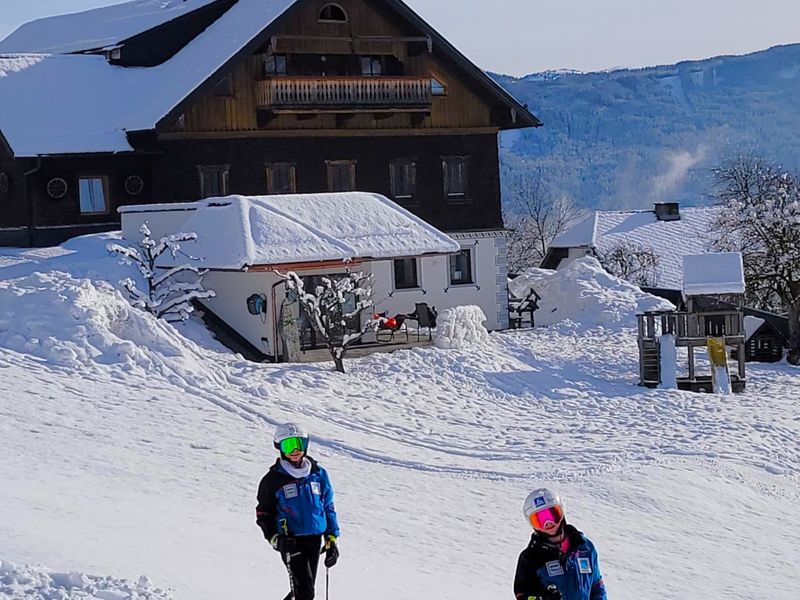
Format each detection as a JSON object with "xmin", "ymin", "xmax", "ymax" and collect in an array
[{"xmin": 654, "ymin": 202, "xmax": 680, "ymax": 221}]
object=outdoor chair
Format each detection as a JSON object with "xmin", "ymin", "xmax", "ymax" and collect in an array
[
  {"xmin": 407, "ymin": 302, "xmax": 437, "ymax": 341},
  {"xmin": 374, "ymin": 312, "xmax": 409, "ymax": 343},
  {"xmin": 508, "ymin": 288, "xmax": 541, "ymax": 329}
]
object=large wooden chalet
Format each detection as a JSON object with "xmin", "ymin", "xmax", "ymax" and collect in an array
[
  {"xmin": 0, "ymin": 0, "xmax": 539, "ymax": 245},
  {"xmin": 0, "ymin": 0, "xmax": 540, "ymax": 331}
]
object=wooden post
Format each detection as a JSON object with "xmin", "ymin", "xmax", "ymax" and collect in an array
[{"xmin": 688, "ymin": 345, "xmax": 695, "ymax": 382}]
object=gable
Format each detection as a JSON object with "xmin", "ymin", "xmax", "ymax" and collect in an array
[
  {"xmin": 162, "ymin": 0, "xmax": 539, "ymax": 133},
  {"xmin": 170, "ymin": 0, "xmax": 517, "ymax": 132}
]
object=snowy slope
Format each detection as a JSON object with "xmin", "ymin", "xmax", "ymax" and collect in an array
[{"xmin": 0, "ymin": 235, "xmax": 798, "ymax": 600}]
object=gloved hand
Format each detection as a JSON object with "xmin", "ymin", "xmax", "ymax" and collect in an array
[
  {"xmin": 270, "ymin": 534, "xmax": 296, "ymax": 556},
  {"xmin": 544, "ymin": 584, "xmax": 562, "ymax": 600},
  {"xmin": 322, "ymin": 535, "xmax": 339, "ymax": 568}
]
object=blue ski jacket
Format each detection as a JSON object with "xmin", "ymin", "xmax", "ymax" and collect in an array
[
  {"xmin": 514, "ymin": 524, "xmax": 607, "ymax": 600},
  {"xmin": 256, "ymin": 457, "xmax": 340, "ymax": 539}
]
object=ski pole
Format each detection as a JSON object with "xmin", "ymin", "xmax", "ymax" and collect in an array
[
  {"xmin": 280, "ymin": 518, "xmax": 296, "ymax": 600},
  {"xmin": 326, "ymin": 565, "xmax": 330, "ymax": 600}
]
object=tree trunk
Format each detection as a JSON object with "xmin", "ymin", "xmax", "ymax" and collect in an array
[
  {"xmin": 329, "ymin": 346, "xmax": 346, "ymax": 374},
  {"xmin": 787, "ymin": 301, "xmax": 800, "ymax": 365}
]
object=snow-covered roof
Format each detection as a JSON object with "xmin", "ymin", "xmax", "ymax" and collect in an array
[
  {"xmin": 0, "ymin": 0, "xmax": 296, "ymax": 156},
  {"xmin": 550, "ymin": 207, "xmax": 720, "ymax": 290},
  {"xmin": 682, "ymin": 252, "xmax": 745, "ymax": 297},
  {"xmin": 744, "ymin": 316, "xmax": 766, "ymax": 342},
  {"xmin": 124, "ymin": 193, "xmax": 461, "ymax": 270},
  {"xmin": 0, "ymin": 0, "xmax": 220, "ymax": 54}
]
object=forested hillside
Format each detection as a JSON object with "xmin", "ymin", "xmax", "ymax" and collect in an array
[{"xmin": 496, "ymin": 43, "xmax": 800, "ymax": 210}]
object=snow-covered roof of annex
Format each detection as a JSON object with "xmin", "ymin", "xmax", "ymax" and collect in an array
[
  {"xmin": 682, "ymin": 252, "xmax": 745, "ymax": 297},
  {"xmin": 120, "ymin": 192, "xmax": 461, "ymax": 270},
  {"xmin": 0, "ymin": 0, "xmax": 220, "ymax": 55},
  {"xmin": 550, "ymin": 206, "xmax": 721, "ymax": 290},
  {"xmin": 0, "ymin": 0, "xmax": 296, "ymax": 157}
]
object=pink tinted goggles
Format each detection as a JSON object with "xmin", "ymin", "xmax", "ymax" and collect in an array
[{"xmin": 528, "ymin": 505, "xmax": 564, "ymax": 530}]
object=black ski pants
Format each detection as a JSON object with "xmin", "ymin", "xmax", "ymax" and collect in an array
[{"xmin": 281, "ymin": 535, "xmax": 322, "ymax": 600}]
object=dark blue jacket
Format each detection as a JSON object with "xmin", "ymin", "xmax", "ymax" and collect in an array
[
  {"xmin": 514, "ymin": 524, "xmax": 607, "ymax": 600},
  {"xmin": 256, "ymin": 457, "xmax": 340, "ymax": 539}
]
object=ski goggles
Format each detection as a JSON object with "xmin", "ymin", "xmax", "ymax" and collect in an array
[
  {"xmin": 528, "ymin": 505, "xmax": 564, "ymax": 531},
  {"xmin": 279, "ymin": 436, "xmax": 308, "ymax": 455}
]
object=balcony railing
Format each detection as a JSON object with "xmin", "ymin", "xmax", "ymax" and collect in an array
[{"xmin": 256, "ymin": 76, "xmax": 433, "ymax": 111}]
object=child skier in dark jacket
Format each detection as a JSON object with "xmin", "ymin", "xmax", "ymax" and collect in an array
[
  {"xmin": 514, "ymin": 488, "xmax": 607, "ymax": 600},
  {"xmin": 256, "ymin": 423, "xmax": 340, "ymax": 600}
]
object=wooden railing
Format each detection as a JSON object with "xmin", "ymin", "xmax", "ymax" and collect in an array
[
  {"xmin": 256, "ymin": 76, "xmax": 433, "ymax": 110},
  {"xmin": 638, "ymin": 311, "xmax": 745, "ymax": 342}
]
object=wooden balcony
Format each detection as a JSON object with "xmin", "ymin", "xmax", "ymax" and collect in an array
[{"xmin": 256, "ymin": 76, "xmax": 433, "ymax": 112}]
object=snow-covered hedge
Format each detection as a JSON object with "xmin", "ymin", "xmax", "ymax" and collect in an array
[
  {"xmin": 509, "ymin": 256, "xmax": 673, "ymax": 328},
  {"xmin": 434, "ymin": 305, "xmax": 490, "ymax": 349}
]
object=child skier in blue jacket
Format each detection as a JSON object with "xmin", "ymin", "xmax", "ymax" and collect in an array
[
  {"xmin": 514, "ymin": 488, "xmax": 607, "ymax": 600},
  {"xmin": 256, "ymin": 423, "xmax": 340, "ymax": 600}
]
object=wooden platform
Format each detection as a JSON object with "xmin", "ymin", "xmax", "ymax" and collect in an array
[{"xmin": 295, "ymin": 338, "xmax": 433, "ymax": 363}]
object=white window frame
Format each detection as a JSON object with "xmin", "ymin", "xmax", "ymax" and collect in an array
[
  {"xmin": 448, "ymin": 248, "xmax": 475, "ymax": 286},
  {"xmin": 393, "ymin": 258, "xmax": 421, "ymax": 291}
]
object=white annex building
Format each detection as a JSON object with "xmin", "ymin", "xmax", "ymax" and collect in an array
[{"xmin": 121, "ymin": 192, "xmax": 508, "ymax": 361}]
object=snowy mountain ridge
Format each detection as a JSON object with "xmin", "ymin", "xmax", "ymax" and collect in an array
[
  {"xmin": 0, "ymin": 235, "xmax": 798, "ymax": 599},
  {"xmin": 496, "ymin": 43, "xmax": 800, "ymax": 211}
]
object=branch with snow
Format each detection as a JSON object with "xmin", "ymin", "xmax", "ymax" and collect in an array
[
  {"xmin": 108, "ymin": 222, "xmax": 216, "ymax": 322},
  {"xmin": 280, "ymin": 270, "xmax": 374, "ymax": 373}
]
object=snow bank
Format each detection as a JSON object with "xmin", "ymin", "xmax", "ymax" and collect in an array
[
  {"xmin": 509, "ymin": 257, "xmax": 673, "ymax": 328},
  {"xmin": 433, "ymin": 305, "xmax": 489, "ymax": 349},
  {"xmin": 0, "ymin": 559, "xmax": 173, "ymax": 599},
  {"xmin": 0, "ymin": 235, "xmax": 229, "ymax": 376}
]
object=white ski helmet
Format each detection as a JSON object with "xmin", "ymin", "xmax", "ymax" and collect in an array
[
  {"xmin": 273, "ymin": 422, "xmax": 309, "ymax": 450},
  {"xmin": 523, "ymin": 488, "xmax": 564, "ymax": 526}
]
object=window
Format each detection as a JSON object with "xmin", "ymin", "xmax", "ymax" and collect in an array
[
  {"xmin": 78, "ymin": 177, "xmax": 108, "ymax": 214},
  {"xmin": 390, "ymin": 159, "xmax": 417, "ymax": 201},
  {"xmin": 264, "ymin": 54, "xmax": 288, "ymax": 76},
  {"xmin": 266, "ymin": 162, "xmax": 297, "ymax": 194},
  {"xmin": 442, "ymin": 156, "xmax": 469, "ymax": 198},
  {"xmin": 319, "ymin": 3, "xmax": 348, "ymax": 22},
  {"xmin": 326, "ymin": 160, "xmax": 356, "ymax": 192},
  {"xmin": 361, "ymin": 56, "xmax": 383, "ymax": 76},
  {"xmin": 212, "ymin": 74, "xmax": 235, "ymax": 97},
  {"xmin": 431, "ymin": 77, "xmax": 446, "ymax": 95},
  {"xmin": 393, "ymin": 258, "xmax": 419, "ymax": 290},
  {"xmin": 198, "ymin": 165, "xmax": 230, "ymax": 198},
  {"xmin": 449, "ymin": 249, "xmax": 474, "ymax": 285}
]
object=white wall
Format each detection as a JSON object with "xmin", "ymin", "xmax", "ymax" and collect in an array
[
  {"xmin": 120, "ymin": 205, "xmax": 198, "ymax": 241},
  {"xmin": 372, "ymin": 231, "xmax": 509, "ymax": 331}
]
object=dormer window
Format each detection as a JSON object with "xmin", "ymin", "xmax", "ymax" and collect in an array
[{"xmin": 319, "ymin": 3, "xmax": 347, "ymax": 23}]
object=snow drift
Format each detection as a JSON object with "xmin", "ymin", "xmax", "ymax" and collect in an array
[
  {"xmin": 0, "ymin": 559, "xmax": 173, "ymax": 600},
  {"xmin": 508, "ymin": 257, "xmax": 674, "ymax": 327},
  {"xmin": 433, "ymin": 305, "xmax": 490, "ymax": 349}
]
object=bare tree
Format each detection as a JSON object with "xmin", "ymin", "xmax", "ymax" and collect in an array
[
  {"xmin": 599, "ymin": 241, "xmax": 662, "ymax": 288},
  {"xmin": 281, "ymin": 271, "xmax": 375, "ymax": 373},
  {"xmin": 504, "ymin": 169, "xmax": 582, "ymax": 272},
  {"xmin": 711, "ymin": 156, "xmax": 800, "ymax": 364}
]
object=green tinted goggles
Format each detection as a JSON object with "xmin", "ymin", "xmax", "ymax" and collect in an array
[{"xmin": 279, "ymin": 436, "xmax": 308, "ymax": 455}]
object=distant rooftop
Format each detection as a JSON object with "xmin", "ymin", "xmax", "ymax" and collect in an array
[{"xmin": 549, "ymin": 204, "xmax": 721, "ymax": 290}]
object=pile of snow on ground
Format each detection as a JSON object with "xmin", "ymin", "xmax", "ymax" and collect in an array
[
  {"xmin": 0, "ymin": 559, "xmax": 174, "ymax": 600},
  {"xmin": 509, "ymin": 257, "xmax": 674, "ymax": 327},
  {"xmin": 433, "ymin": 305, "xmax": 489, "ymax": 349}
]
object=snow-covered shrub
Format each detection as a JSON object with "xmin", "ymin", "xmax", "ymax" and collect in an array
[
  {"xmin": 434, "ymin": 305, "xmax": 490, "ymax": 350},
  {"xmin": 599, "ymin": 240, "xmax": 662, "ymax": 287},
  {"xmin": 107, "ymin": 223, "xmax": 215, "ymax": 322}
]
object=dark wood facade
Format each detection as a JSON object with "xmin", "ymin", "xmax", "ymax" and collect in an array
[{"xmin": 0, "ymin": 0, "xmax": 539, "ymax": 247}]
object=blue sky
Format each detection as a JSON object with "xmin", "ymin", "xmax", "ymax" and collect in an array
[{"xmin": 2, "ymin": 0, "xmax": 799, "ymax": 75}]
